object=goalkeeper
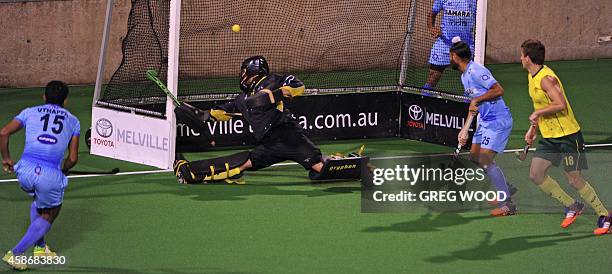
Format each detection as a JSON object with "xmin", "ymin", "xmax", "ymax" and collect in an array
[{"xmin": 173, "ymin": 56, "xmax": 371, "ymax": 185}]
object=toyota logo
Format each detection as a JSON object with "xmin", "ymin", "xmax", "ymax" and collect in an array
[
  {"xmin": 96, "ymin": 118, "xmax": 113, "ymax": 138},
  {"xmin": 408, "ymin": 105, "xmax": 424, "ymax": 121}
]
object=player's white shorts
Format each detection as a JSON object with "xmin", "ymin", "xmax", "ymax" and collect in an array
[
  {"xmin": 472, "ymin": 117, "xmax": 513, "ymax": 153},
  {"xmin": 428, "ymin": 37, "xmax": 475, "ymax": 66}
]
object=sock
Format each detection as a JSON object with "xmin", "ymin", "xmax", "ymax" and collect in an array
[
  {"xmin": 539, "ymin": 176, "xmax": 575, "ymax": 207},
  {"xmin": 485, "ymin": 163, "xmax": 511, "ymax": 205},
  {"xmin": 12, "ymin": 217, "xmax": 51, "ymax": 255},
  {"xmin": 30, "ymin": 201, "xmax": 46, "ymax": 248},
  {"xmin": 578, "ymin": 182, "xmax": 609, "ymax": 216},
  {"xmin": 421, "ymin": 84, "xmax": 433, "ymax": 96}
]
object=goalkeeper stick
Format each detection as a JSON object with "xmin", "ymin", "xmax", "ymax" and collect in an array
[
  {"xmin": 146, "ymin": 69, "xmax": 242, "ymax": 118},
  {"xmin": 146, "ymin": 70, "xmax": 180, "ymax": 106}
]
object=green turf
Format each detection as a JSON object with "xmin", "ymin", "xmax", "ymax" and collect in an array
[{"xmin": 1, "ymin": 60, "xmax": 612, "ymax": 273}]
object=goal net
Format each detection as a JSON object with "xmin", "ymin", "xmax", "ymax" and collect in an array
[{"xmin": 92, "ymin": 0, "xmax": 486, "ymax": 168}]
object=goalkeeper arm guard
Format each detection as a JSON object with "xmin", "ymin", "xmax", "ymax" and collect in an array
[{"xmin": 245, "ymin": 88, "xmax": 284, "ymax": 109}]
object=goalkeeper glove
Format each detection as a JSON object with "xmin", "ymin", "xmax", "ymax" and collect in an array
[{"xmin": 210, "ymin": 109, "xmax": 232, "ymax": 121}]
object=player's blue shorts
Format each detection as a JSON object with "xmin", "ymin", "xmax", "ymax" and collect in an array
[
  {"xmin": 15, "ymin": 159, "xmax": 68, "ymax": 209},
  {"xmin": 472, "ymin": 116, "xmax": 513, "ymax": 153},
  {"xmin": 429, "ymin": 37, "xmax": 475, "ymax": 66}
]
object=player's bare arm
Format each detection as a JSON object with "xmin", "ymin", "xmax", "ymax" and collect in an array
[
  {"xmin": 61, "ymin": 136, "xmax": 79, "ymax": 172},
  {"xmin": 458, "ymin": 109, "xmax": 477, "ymax": 146},
  {"xmin": 0, "ymin": 119, "xmax": 23, "ymax": 173},
  {"xmin": 524, "ymin": 124, "xmax": 537, "ymax": 146},
  {"xmin": 469, "ymin": 83, "xmax": 504, "ymax": 112},
  {"xmin": 528, "ymin": 76, "xmax": 567, "ymax": 125},
  {"xmin": 427, "ymin": 11, "xmax": 441, "ymax": 38}
]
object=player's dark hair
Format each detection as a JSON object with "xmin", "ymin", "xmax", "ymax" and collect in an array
[
  {"xmin": 521, "ymin": 39, "xmax": 545, "ymax": 65},
  {"xmin": 45, "ymin": 80, "xmax": 69, "ymax": 106},
  {"xmin": 450, "ymin": 41, "xmax": 472, "ymax": 60}
]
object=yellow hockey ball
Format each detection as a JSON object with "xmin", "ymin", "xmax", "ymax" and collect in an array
[{"xmin": 231, "ymin": 24, "xmax": 241, "ymax": 32}]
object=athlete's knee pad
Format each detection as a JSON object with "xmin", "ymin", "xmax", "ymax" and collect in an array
[
  {"xmin": 189, "ymin": 151, "xmax": 250, "ymax": 182},
  {"xmin": 309, "ymin": 156, "xmax": 373, "ymax": 186}
]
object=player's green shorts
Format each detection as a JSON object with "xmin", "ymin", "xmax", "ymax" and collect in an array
[{"xmin": 534, "ymin": 131, "xmax": 588, "ymax": 172}]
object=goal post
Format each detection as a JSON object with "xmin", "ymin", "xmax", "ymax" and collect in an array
[
  {"xmin": 90, "ymin": 0, "xmax": 178, "ymax": 169},
  {"xmin": 474, "ymin": 0, "xmax": 487, "ymax": 65}
]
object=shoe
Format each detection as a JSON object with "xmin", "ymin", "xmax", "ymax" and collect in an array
[
  {"xmin": 2, "ymin": 250, "xmax": 27, "ymax": 271},
  {"xmin": 508, "ymin": 183, "xmax": 518, "ymax": 196},
  {"xmin": 488, "ymin": 183, "xmax": 518, "ymax": 206},
  {"xmin": 561, "ymin": 201, "xmax": 585, "ymax": 228},
  {"xmin": 490, "ymin": 202, "xmax": 517, "ymax": 217},
  {"xmin": 33, "ymin": 245, "xmax": 57, "ymax": 257},
  {"xmin": 593, "ymin": 213, "xmax": 611, "ymax": 235},
  {"xmin": 173, "ymin": 158, "xmax": 202, "ymax": 184}
]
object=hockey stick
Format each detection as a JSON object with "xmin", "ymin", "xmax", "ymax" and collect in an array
[
  {"xmin": 146, "ymin": 70, "xmax": 180, "ymax": 106},
  {"xmin": 452, "ymin": 111, "xmax": 477, "ymax": 162},
  {"xmin": 64, "ymin": 168, "xmax": 120, "ymax": 175},
  {"xmin": 515, "ymin": 125, "xmax": 537, "ymax": 162},
  {"xmin": 514, "ymin": 144, "xmax": 531, "ymax": 162},
  {"xmin": 146, "ymin": 69, "xmax": 242, "ymax": 118}
]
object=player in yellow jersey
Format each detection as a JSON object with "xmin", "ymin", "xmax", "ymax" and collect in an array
[{"xmin": 520, "ymin": 39, "xmax": 610, "ymax": 235}]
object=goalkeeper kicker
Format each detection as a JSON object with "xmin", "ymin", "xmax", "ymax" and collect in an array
[{"xmin": 170, "ymin": 56, "xmax": 373, "ymax": 186}]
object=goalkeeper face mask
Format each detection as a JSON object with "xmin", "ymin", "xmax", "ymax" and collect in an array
[
  {"xmin": 240, "ymin": 70, "xmax": 263, "ymax": 93},
  {"xmin": 240, "ymin": 69, "xmax": 254, "ymax": 92},
  {"xmin": 240, "ymin": 56, "xmax": 269, "ymax": 93}
]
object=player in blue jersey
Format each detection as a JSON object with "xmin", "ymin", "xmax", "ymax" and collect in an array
[
  {"xmin": 424, "ymin": 0, "xmax": 477, "ymax": 90},
  {"xmin": 450, "ymin": 37, "xmax": 516, "ymax": 216},
  {"xmin": 1, "ymin": 81, "xmax": 80, "ymax": 270}
]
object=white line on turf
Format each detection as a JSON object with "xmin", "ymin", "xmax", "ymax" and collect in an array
[{"xmin": 1, "ymin": 143, "xmax": 610, "ymax": 183}]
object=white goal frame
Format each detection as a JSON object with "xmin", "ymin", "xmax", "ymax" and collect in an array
[{"xmin": 91, "ymin": 0, "xmax": 181, "ymax": 169}]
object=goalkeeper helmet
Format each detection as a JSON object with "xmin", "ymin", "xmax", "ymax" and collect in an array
[{"xmin": 240, "ymin": 56, "xmax": 269, "ymax": 93}]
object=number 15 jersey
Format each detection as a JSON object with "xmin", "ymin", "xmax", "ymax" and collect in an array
[{"xmin": 15, "ymin": 104, "xmax": 80, "ymax": 168}]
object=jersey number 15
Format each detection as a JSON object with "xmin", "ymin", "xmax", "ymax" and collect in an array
[{"xmin": 41, "ymin": 114, "xmax": 65, "ymax": 134}]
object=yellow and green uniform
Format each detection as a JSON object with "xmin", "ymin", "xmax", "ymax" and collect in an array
[
  {"xmin": 528, "ymin": 65, "xmax": 587, "ymax": 171},
  {"xmin": 529, "ymin": 65, "xmax": 609, "ymax": 218},
  {"xmin": 528, "ymin": 65, "xmax": 580, "ymax": 138}
]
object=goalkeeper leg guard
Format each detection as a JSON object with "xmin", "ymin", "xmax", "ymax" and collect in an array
[
  {"xmin": 173, "ymin": 157, "xmax": 203, "ymax": 184},
  {"xmin": 188, "ymin": 151, "xmax": 250, "ymax": 183},
  {"xmin": 309, "ymin": 156, "xmax": 373, "ymax": 187}
]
